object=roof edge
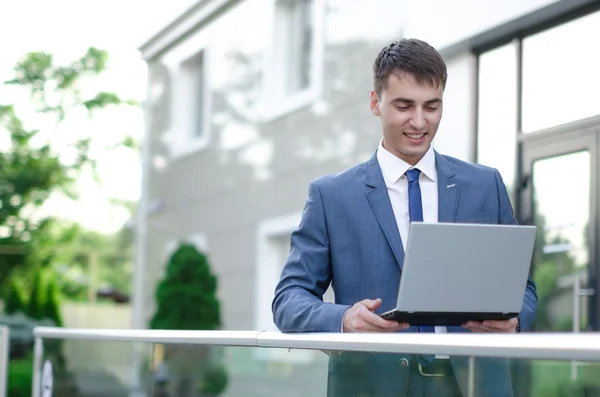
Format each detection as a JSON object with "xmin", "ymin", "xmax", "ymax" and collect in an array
[
  {"xmin": 138, "ymin": 0, "xmax": 240, "ymax": 61},
  {"xmin": 439, "ymin": 0, "xmax": 599, "ymax": 59}
]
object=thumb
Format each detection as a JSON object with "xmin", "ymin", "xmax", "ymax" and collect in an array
[{"xmin": 362, "ymin": 298, "xmax": 382, "ymax": 311}]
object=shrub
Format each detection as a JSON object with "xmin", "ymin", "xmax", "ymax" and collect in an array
[
  {"xmin": 3, "ymin": 280, "xmax": 26, "ymax": 314},
  {"xmin": 150, "ymin": 243, "xmax": 220, "ymax": 331},
  {"xmin": 27, "ymin": 268, "xmax": 63, "ymax": 327},
  {"xmin": 198, "ymin": 364, "xmax": 228, "ymax": 396}
]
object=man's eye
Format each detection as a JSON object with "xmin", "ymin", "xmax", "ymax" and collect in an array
[
  {"xmin": 425, "ymin": 106, "xmax": 439, "ymax": 111},
  {"xmin": 395, "ymin": 106, "xmax": 410, "ymax": 111}
]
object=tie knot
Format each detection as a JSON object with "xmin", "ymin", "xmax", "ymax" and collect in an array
[{"xmin": 405, "ymin": 168, "xmax": 421, "ymax": 183}]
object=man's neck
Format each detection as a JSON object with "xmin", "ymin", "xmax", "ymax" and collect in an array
[{"xmin": 381, "ymin": 141, "xmax": 429, "ymax": 166}]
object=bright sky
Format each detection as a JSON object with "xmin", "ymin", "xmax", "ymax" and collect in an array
[{"xmin": 0, "ymin": 0, "xmax": 197, "ymax": 233}]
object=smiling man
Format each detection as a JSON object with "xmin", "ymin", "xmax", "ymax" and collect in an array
[{"xmin": 272, "ymin": 38, "xmax": 538, "ymax": 397}]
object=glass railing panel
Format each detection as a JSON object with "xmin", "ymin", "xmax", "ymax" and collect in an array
[
  {"xmin": 147, "ymin": 344, "xmax": 600, "ymax": 397},
  {"xmin": 515, "ymin": 359, "xmax": 600, "ymax": 397},
  {"xmin": 33, "ymin": 339, "xmax": 155, "ymax": 397},
  {"xmin": 148, "ymin": 343, "xmax": 329, "ymax": 397}
]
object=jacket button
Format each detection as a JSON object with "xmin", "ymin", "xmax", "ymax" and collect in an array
[{"xmin": 399, "ymin": 358, "xmax": 409, "ymax": 368}]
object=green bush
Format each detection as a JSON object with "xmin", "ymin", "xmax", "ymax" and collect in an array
[
  {"xmin": 198, "ymin": 364, "xmax": 228, "ymax": 396},
  {"xmin": 27, "ymin": 268, "xmax": 63, "ymax": 327},
  {"xmin": 42, "ymin": 275, "xmax": 64, "ymax": 327},
  {"xmin": 7, "ymin": 354, "xmax": 33, "ymax": 397},
  {"xmin": 3, "ymin": 280, "xmax": 26, "ymax": 314},
  {"xmin": 150, "ymin": 243, "xmax": 221, "ymax": 331}
]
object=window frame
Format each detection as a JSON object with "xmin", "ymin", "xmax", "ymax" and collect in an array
[
  {"xmin": 474, "ymin": 3, "xmax": 600, "ymax": 210},
  {"xmin": 162, "ymin": 43, "xmax": 213, "ymax": 160},
  {"xmin": 259, "ymin": 0, "xmax": 325, "ymax": 122}
]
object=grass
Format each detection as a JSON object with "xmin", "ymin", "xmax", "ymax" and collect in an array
[{"xmin": 7, "ymin": 354, "xmax": 33, "ymax": 397}]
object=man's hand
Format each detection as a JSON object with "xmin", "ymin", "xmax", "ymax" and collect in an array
[
  {"xmin": 462, "ymin": 317, "xmax": 519, "ymax": 333},
  {"xmin": 342, "ymin": 298, "xmax": 409, "ymax": 332}
]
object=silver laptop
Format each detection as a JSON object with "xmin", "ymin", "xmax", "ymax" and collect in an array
[{"xmin": 380, "ymin": 222, "xmax": 537, "ymax": 326}]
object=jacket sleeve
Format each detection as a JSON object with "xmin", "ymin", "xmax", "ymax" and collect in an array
[
  {"xmin": 494, "ymin": 168, "xmax": 538, "ymax": 331},
  {"xmin": 271, "ymin": 181, "xmax": 350, "ymax": 332}
]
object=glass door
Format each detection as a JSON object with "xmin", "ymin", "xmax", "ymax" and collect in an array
[{"xmin": 520, "ymin": 131, "xmax": 599, "ymax": 332}]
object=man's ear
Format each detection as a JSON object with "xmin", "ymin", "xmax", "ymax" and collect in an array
[{"xmin": 370, "ymin": 90, "xmax": 380, "ymax": 116}]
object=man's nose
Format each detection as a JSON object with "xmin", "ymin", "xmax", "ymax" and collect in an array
[{"xmin": 409, "ymin": 109, "xmax": 426, "ymax": 130}]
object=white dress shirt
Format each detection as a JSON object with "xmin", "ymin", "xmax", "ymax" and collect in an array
[{"xmin": 377, "ymin": 141, "xmax": 448, "ymax": 337}]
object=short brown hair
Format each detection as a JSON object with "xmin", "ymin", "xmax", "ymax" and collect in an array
[{"xmin": 373, "ymin": 38, "xmax": 447, "ymax": 95}]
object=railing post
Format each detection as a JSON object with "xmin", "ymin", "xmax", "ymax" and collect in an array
[
  {"xmin": 0, "ymin": 326, "xmax": 9, "ymax": 397},
  {"xmin": 31, "ymin": 337, "xmax": 43, "ymax": 397},
  {"xmin": 129, "ymin": 342, "xmax": 147, "ymax": 397},
  {"xmin": 467, "ymin": 356, "xmax": 475, "ymax": 397}
]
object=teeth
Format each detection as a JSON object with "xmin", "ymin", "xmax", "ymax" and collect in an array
[{"xmin": 406, "ymin": 133, "xmax": 425, "ymax": 139}]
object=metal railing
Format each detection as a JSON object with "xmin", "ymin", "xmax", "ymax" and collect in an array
[
  {"xmin": 32, "ymin": 327, "xmax": 600, "ymax": 361},
  {"xmin": 0, "ymin": 326, "xmax": 9, "ymax": 397}
]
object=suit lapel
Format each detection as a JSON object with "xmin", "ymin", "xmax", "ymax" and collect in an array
[
  {"xmin": 363, "ymin": 151, "xmax": 460, "ymax": 268},
  {"xmin": 364, "ymin": 153, "xmax": 405, "ymax": 268},
  {"xmin": 435, "ymin": 151, "xmax": 459, "ymax": 223}
]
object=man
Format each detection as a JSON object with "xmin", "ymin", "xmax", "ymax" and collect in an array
[{"xmin": 272, "ymin": 38, "xmax": 538, "ymax": 397}]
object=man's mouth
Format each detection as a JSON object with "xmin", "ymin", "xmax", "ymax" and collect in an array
[{"xmin": 404, "ymin": 132, "xmax": 427, "ymax": 140}]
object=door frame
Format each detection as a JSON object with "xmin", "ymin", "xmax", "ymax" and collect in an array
[{"xmin": 518, "ymin": 125, "xmax": 599, "ymax": 330}]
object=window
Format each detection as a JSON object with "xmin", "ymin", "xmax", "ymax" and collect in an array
[
  {"xmin": 278, "ymin": 0, "xmax": 313, "ymax": 95},
  {"xmin": 182, "ymin": 52, "xmax": 206, "ymax": 140},
  {"xmin": 476, "ymin": 9, "xmax": 600, "ymax": 203},
  {"xmin": 476, "ymin": 42, "xmax": 518, "ymax": 199},
  {"xmin": 168, "ymin": 48, "xmax": 211, "ymax": 158},
  {"xmin": 262, "ymin": 0, "xmax": 324, "ymax": 120},
  {"xmin": 522, "ymin": 10, "xmax": 600, "ymax": 133}
]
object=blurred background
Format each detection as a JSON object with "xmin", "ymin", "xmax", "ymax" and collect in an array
[{"xmin": 1, "ymin": 0, "xmax": 599, "ymax": 396}]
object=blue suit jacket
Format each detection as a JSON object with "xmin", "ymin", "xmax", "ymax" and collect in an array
[{"xmin": 272, "ymin": 151, "xmax": 538, "ymax": 397}]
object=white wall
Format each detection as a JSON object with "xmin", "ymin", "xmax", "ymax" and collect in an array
[
  {"xmin": 432, "ymin": 53, "xmax": 477, "ymax": 162},
  {"xmin": 402, "ymin": 0, "xmax": 559, "ymax": 49}
]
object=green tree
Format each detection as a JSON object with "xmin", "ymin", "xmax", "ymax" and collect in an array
[
  {"xmin": 0, "ymin": 47, "xmax": 136, "ymax": 289},
  {"xmin": 27, "ymin": 271, "xmax": 45, "ymax": 320},
  {"xmin": 150, "ymin": 243, "xmax": 221, "ymax": 330},
  {"xmin": 3, "ymin": 279, "xmax": 26, "ymax": 314},
  {"xmin": 26, "ymin": 267, "xmax": 63, "ymax": 326},
  {"xmin": 43, "ymin": 274, "xmax": 64, "ymax": 326}
]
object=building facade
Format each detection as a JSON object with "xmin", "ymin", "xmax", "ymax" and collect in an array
[{"xmin": 136, "ymin": 0, "xmax": 600, "ymax": 337}]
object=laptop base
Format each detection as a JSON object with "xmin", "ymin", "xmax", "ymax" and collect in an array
[{"xmin": 380, "ymin": 309, "xmax": 518, "ymax": 326}]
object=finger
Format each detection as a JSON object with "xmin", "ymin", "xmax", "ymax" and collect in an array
[
  {"xmin": 464, "ymin": 325, "xmax": 495, "ymax": 332},
  {"xmin": 482, "ymin": 319, "xmax": 517, "ymax": 329},
  {"xmin": 478, "ymin": 325, "xmax": 497, "ymax": 332},
  {"xmin": 467, "ymin": 328, "xmax": 487, "ymax": 333},
  {"xmin": 485, "ymin": 324, "xmax": 517, "ymax": 333},
  {"xmin": 465, "ymin": 323, "xmax": 512, "ymax": 333},
  {"xmin": 462, "ymin": 322, "xmax": 493, "ymax": 332},
  {"xmin": 351, "ymin": 319, "xmax": 398, "ymax": 332},
  {"xmin": 359, "ymin": 309, "xmax": 408, "ymax": 330},
  {"xmin": 361, "ymin": 298, "xmax": 382, "ymax": 311}
]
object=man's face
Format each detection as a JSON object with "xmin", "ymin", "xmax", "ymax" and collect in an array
[{"xmin": 370, "ymin": 72, "xmax": 443, "ymax": 165}]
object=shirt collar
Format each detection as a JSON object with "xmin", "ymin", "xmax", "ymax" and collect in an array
[{"xmin": 376, "ymin": 140, "xmax": 437, "ymax": 184}]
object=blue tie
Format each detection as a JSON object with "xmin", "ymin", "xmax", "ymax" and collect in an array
[{"xmin": 406, "ymin": 168, "xmax": 435, "ymax": 334}]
